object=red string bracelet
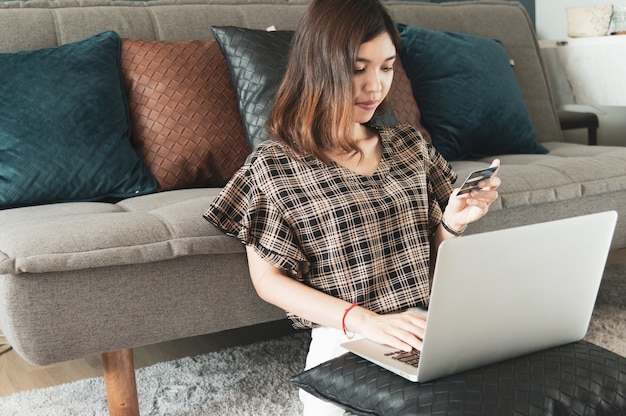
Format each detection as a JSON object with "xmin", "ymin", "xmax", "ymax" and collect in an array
[{"xmin": 342, "ymin": 303, "xmax": 358, "ymax": 339}]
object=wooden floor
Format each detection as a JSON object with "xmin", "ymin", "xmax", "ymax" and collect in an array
[{"xmin": 1, "ymin": 249, "xmax": 625, "ymax": 397}]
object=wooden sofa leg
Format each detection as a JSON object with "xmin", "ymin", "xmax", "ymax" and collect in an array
[{"xmin": 101, "ymin": 349, "xmax": 140, "ymax": 416}]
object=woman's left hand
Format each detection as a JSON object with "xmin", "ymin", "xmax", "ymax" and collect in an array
[{"xmin": 444, "ymin": 159, "xmax": 501, "ymax": 231}]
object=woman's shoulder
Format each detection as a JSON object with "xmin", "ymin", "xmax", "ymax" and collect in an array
[
  {"xmin": 379, "ymin": 124, "xmax": 431, "ymax": 152},
  {"xmin": 380, "ymin": 124, "xmax": 427, "ymax": 141},
  {"xmin": 245, "ymin": 140, "xmax": 296, "ymax": 168},
  {"xmin": 249, "ymin": 139, "xmax": 287, "ymax": 159},
  {"xmin": 241, "ymin": 140, "xmax": 317, "ymax": 182}
]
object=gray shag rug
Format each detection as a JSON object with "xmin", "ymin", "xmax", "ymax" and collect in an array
[{"xmin": 1, "ymin": 263, "xmax": 624, "ymax": 416}]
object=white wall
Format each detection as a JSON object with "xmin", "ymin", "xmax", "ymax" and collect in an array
[
  {"xmin": 536, "ymin": 0, "xmax": 626, "ymax": 147},
  {"xmin": 536, "ymin": 0, "xmax": 626, "ymax": 40}
]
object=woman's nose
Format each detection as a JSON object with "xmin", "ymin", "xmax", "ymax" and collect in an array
[{"xmin": 364, "ymin": 71, "xmax": 382, "ymax": 93}]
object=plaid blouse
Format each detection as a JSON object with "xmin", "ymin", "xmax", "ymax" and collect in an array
[{"xmin": 204, "ymin": 125, "xmax": 456, "ymax": 329}]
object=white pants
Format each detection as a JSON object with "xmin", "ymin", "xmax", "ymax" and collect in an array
[{"xmin": 299, "ymin": 327, "xmax": 364, "ymax": 416}]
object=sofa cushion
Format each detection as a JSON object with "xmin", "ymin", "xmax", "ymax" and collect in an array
[
  {"xmin": 211, "ymin": 27, "xmax": 293, "ymax": 149},
  {"xmin": 120, "ymin": 39, "xmax": 250, "ymax": 190},
  {"xmin": 0, "ymin": 189, "xmax": 244, "ymax": 275},
  {"xmin": 397, "ymin": 24, "xmax": 548, "ymax": 161},
  {"xmin": 389, "ymin": 58, "xmax": 431, "ymax": 143},
  {"xmin": 291, "ymin": 341, "xmax": 626, "ymax": 416},
  {"xmin": 0, "ymin": 30, "xmax": 157, "ymax": 209},
  {"xmin": 451, "ymin": 142, "xmax": 626, "ymax": 213},
  {"xmin": 212, "ymin": 26, "xmax": 427, "ymax": 149}
]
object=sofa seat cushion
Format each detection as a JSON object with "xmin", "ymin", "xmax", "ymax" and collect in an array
[
  {"xmin": 0, "ymin": 189, "xmax": 242, "ymax": 275},
  {"xmin": 451, "ymin": 142, "xmax": 626, "ymax": 212}
]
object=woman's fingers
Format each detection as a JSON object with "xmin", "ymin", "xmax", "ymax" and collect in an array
[{"xmin": 367, "ymin": 310, "xmax": 427, "ymax": 352}]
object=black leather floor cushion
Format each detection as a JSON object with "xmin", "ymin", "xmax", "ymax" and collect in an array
[{"xmin": 291, "ymin": 341, "xmax": 626, "ymax": 416}]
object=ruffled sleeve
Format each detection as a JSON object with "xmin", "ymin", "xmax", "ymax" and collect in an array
[{"xmin": 203, "ymin": 145, "xmax": 310, "ymax": 278}]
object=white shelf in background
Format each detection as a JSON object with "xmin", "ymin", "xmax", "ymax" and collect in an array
[{"xmin": 540, "ymin": 36, "xmax": 626, "ymax": 107}]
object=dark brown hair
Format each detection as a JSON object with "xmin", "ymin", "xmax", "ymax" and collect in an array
[{"xmin": 267, "ymin": 0, "xmax": 401, "ymax": 161}]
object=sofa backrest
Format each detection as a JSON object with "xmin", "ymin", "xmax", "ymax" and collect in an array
[{"xmin": 0, "ymin": 0, "xmax": 562, "ymax": 144}]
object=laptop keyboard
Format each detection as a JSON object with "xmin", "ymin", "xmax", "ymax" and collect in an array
[{"xmin": 385, "ymin": 349, "xmax": 421, "ymax": 367}]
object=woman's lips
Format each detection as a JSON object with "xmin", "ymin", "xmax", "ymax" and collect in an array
[{"xmin": 356, "ymin": 100, "xmax": 379, "ymax": 111}]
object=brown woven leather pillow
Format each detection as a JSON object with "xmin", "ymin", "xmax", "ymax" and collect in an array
[
  {"xmin": 120, "ymin": 39, "xmax": 250, "ymax": 190},
  {"xmin": 390, "ymin": 60, "xmax": 432, "ymax": 144}
]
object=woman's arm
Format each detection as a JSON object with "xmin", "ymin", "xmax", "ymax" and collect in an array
[
  {"xmin": 430, "ymin": 159, "xmax": 501, "ymax": 278},
  {"xmin": 246, "ymin": 245, "xmax": 426, "ymax": 352}
]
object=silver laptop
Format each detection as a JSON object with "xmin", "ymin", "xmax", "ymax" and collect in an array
[{"xmin": 341, "ymin": 211, "xmax": 618, "ymax": 383}]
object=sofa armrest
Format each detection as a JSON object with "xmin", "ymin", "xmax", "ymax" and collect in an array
[{"xmin": 557, "ymin": 109, "xmax": 599, "ymax": 145}]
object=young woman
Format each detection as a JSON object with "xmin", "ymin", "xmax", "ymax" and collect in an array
[{"xmin": 205, "ymin": 0, "xmax": 500, "ymax": 413}]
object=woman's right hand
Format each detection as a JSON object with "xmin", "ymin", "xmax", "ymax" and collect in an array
[
  {"xmin": 345, "ymin": 306, "xmax": 427, "ymax": 352},
  {"xmin": 245, "ymin": 246, "xmax": 426, "ymax": 352}
]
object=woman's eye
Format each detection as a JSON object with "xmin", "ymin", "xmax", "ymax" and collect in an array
[
  {"xmin": 382, "ymin": 67, "xmax": 394, "ymax": 72},
  {"xmin": 354, "ymin": 67, "xmax": 365, "ymax": 73}
]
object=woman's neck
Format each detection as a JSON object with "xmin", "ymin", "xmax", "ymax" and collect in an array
[{"xmin": 326, "ymin": 124, "xmax": 382, "ymax": 177}]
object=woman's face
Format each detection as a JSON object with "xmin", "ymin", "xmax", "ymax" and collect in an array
[{"xmin": 352, "ymin": 32, "xmax": 396, "ymax": 125}]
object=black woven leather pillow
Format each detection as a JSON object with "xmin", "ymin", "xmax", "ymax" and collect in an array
[
  {"xmin": 291, "ymin": 341, "xmax": 626, "ymax": 416},
  {"xmin": 211, "ymin": 26, "xmax": 399, "ymax": 150},
  {"xmin": 211, "ymin": 26, "xmax": 292, "ymax": 149}
]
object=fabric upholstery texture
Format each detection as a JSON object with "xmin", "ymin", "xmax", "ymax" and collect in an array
[
  {"xmin": 0, "ymin": 189, "xmax": 243, "ymax": 275},
  {"xmin": 120, "ymin": 39, "xmax": 250, "ymax": 190},
  {"xmin": 291, "ymin": 341, "xmax": 626, "ymax": 416},
  {"xmin": 451, "ymin": 142, "xmax": 626, "ymax": 213},
  {"xmin": 397, "ymin": 23, "xmax": 547, "ymax": 161},
  {"xmin": 0, "ymin": 30, "xmax": 157, "ymax": 208}
]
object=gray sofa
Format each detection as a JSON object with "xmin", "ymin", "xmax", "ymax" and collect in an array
[{"xmin": 1, "ymin": 0, "xmax": 625, "ymax": 414}]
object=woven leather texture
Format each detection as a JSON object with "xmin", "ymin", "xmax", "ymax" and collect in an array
[
  {"xmin": 292, "ymin": 341, "xmax": 626, "ymax": 416},
  {"xmin": 120, "ymin": 39, "xmax": 250, "ymax": 190},
  {"xmin": 390, "ymin": 60, "xmax": 432, "ymax": 144},
  {"xmin": 212, "ymin": 27, "xmax": 293, "ymax": 150}
]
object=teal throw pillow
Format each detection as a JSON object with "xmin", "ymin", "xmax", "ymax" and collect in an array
[
  {"xmin": 0, "ymin": 31, "xmax": 157, "ymax": 208},
  {"xmin": 397, "ymin": 24, "xmax": 547, "ymax": 161}
]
